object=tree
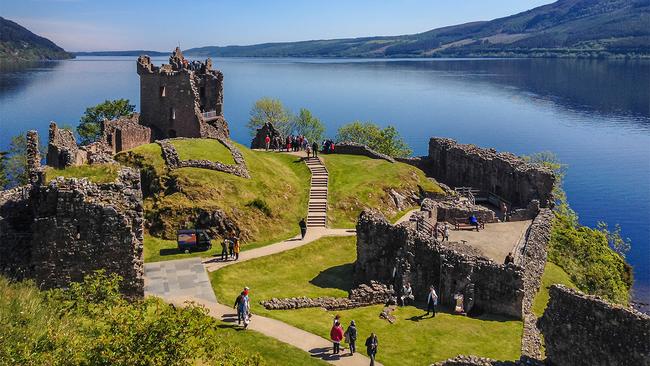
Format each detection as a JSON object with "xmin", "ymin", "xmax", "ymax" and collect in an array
[
  {"xmin": 5, "ymin": 135, "xmax": 28, "ymax": 187},
  {"xmin": 336, "ymin": 121, "xmax": 412, "ymax": 158},
  {"xmin": 293, "ymin": 108, "xmax": 325, "ymax": 143},
  {"xmin": 77, "ymin": 99, "xmax": 135, "ymax": 145},
  {"xmin": 0, "ymin": 151, "xmax": 8, "ymax": 189},
  {"xmin": 246, "ymin": 97, "xmax": 293, "ymax": 138}
]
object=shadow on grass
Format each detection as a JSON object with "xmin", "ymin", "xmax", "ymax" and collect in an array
[
  {"xmin": 310, "ymin": 263, "xmax": 354, "ymax": 292},
  {"xmin": 217, "ymin": 323, "xmax": 246, "ymax": 332},
  {"xmin": 159, "ymin": 248, "xmax": 181, "ymax": 256},
  {"xmin": 405, "ymin": 303, "xmax": 518, "ymax": 323}
]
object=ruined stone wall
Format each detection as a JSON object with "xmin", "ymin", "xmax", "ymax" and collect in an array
[
  {"xmin": 102, "ymin": 113, "xmax": 151, "ymax": 153},
  {"xmin": 0, "ymin": 133, "xmax": 145, "ymax": 297},
  {"xmin": 354, "ymin": 210, "xmax": 526, "ymax": 318},
  {"xmin": 425, "ymin": 138, "xmax": 555, "ymax": 208},
  {"xmin": 47, "ymin": 122, "xmax": 86, "ymax": 168},
  {"xmin": 432, "ymin": 197, "xmax": 497, "ymax": 224},
  {"xmin": 251, "ymin": 122, "xmax": 282, "ymax": 149},
  {"xmin": 539, "ymin": 285, "xmax": 650, "ymax": 366},
  {"xmin": 334, "ymin": 142, "xmax": 396, "ymax": 163}
]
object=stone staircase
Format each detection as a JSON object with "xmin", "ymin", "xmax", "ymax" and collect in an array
[{"xmin": 305, "ymin": 157, "xmax": 328, "ymax": 228}]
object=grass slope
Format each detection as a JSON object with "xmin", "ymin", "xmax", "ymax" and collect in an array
[
  {"xmin": 532, "ymin": 261, "xmax": 577, "ymax": 318},
  {"xmin": 211, "ymin": 236, "xmax": 522, "ymax": 365},
  {"xmin": 322, "ymin": 154, "xmax": 443, "ymax": 228},
  {"xmin": 44, "ymin": 164, "xmax": 120, "ymax": 184},
  {"xmin": 117, "ymin": 142, "xmax": 311, "ymax": 262}
]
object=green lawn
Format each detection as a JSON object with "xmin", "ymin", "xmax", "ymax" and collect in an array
[
  {"xmin": 211, "ymin": 236, "xmax": 523, "ymax": 365},
  {"xmin": 171, "ymin": 138, "xmax": 235, "ymax": 164},
  {"xmin": 532, "ymin": 261, "xmax": 577, "ymax": 317},
  {"xmin": 321, "ymin": 154, "xmax": 444, "ymax": 228},
  {"xmin": 44, "ymin": 163, "xmax": 120, "ymax": 184}
]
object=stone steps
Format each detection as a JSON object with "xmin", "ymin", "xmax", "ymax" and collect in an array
[{"xmin": 305, "ymin": 157, "xmax": 328, "ymax": 228}]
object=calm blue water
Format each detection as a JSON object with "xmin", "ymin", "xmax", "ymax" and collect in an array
[{"xmin": 1, "ymin": 56, "xmax": 649, "ymax": 308}]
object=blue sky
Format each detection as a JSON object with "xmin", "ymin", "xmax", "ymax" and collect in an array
[{"xmin": 4, "ymin": 0, "xmax": 555, "ymax": 51}]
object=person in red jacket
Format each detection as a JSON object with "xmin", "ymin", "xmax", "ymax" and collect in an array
[
  {"xmin": 264, "ymin": 135, "xmax": 270, "ymax": 151},
  {"xmin": 330, "ymin": 320, "xmax": 344, "ymax": 355}
]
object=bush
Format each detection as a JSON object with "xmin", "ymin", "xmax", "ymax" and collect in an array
[
  {"xmin": 247, "ymin": 198, "xmax": 272, "ymax": 217},
  {"xmin": 246, "ymin": 98, "xmax": 293, "ymax": 138},
  {"xmin": 0, "ymin": 271, "xmax": 265, "ymax": 366},
  {"xmin": 293, "ymin": 108, "xmax": 325, "ymax": 144},
  {"xmin": 335, "ymin": 121, "xmax": 412, "ymax": 158},
  {"xmin": 77, "ymin": 99, "xmax": 135, "ymax": 144}
]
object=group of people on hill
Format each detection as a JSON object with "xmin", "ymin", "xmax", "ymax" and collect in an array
[
  {"xmin": 220, "ymin": 233, "xmax": 240, "ymax": 261},
  {"xmin": 330, "ymin": 314, "xmax": 379, "ymax": 365}
]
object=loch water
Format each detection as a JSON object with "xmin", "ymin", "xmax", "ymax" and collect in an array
[{"xmin": 1, "ymin": 56, "xmax": 648, "ymax": 310}]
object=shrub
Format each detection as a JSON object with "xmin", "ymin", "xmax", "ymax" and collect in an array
[
  {"xmin": 246, "ymin": 98, "xmax": 293, "ymax": 138},
  {"xmin": 247, "ymin": 198, "xmax": 272, "ymax": 216},
  {"xmin": 335, "ymin": 121, "xmax": 412, "ymax": 158},
  {"xmin": 77, "ymin": 99, "xmax": 135, "ymax": 144}
]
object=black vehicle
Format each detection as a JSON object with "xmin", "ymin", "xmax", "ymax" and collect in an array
[{"xmin": 177, "ymin": 229, "xmax": 212, "ymax": 252}]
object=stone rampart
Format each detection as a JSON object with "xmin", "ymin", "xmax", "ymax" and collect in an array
[
  {"xmin": 425, "ymin": 138, "xmax": 555, "ymax": 208},
  {"xmin": 47, "ymin": 122, "xmax": 87, "ymax": 168},
  {"xmin": 334, "ymin": 142, "xmax": 396, "ymax": 163},
  {"xmin": 354, "ymin": 210, "xmax": 527, "ymax": 318},
  {"xmin": 1, "ymin": 133, "xmax": 145, "ymax": 297},
  {"xmin": 430, "ymin": 197, "xmax": 497, "ymax": 224},
  {"xmin": 157, "ymin": 138, "xmax": 250, "ymax": 178},
  {"xmin": 539, "ymin": 285, "xmax": 650, "ymax": 366}
]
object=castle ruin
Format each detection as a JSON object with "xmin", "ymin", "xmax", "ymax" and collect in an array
[{"xmin": 137, "ymin": 47, "xmax": 229, "ymax": 140}]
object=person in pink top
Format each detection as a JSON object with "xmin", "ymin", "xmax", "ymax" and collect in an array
[{"xmin": 330, "ymin": 320, "xmax": 344, "ymax": 355}]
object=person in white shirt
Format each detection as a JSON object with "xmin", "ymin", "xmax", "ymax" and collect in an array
[
  {"xmin": 426, "ymin": 285, "xmax": 438, "ymax": 317},
  {"xmin": 400, "ymin": 282, "xmax": 415, "ymax": 306}
]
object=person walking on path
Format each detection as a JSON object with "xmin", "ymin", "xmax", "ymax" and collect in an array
[
  {"xmin": 264, "ymin": 135, "xmax": 271, "ymax": 151},
  {"xmin": 443, "ymin": 222, "xmax": 450, "ymax": 242},
  {"xmin": 330, "ymin": 320, "xmax": 344, "ymax": 355},
  {"xmin": 299, "ymin": 218, "xmax": 307, "ymax": 239},
  {"xmin": 426, "ymin": 285, "xmax": 438, "ymax": 317},
  {"xmin": 228, "ymin": 237, "xmax": 235, "ymax": 259},
  {"xmin": 220, "ymin": 238, "xmax": 229, "ymax": 261},
  {"xmin": 312, "ymin": 141, "xmax": 319, "ymax": 157},
  {"xmin": 365, "ymin": 333, "xmax": 378, "ymax": 366},
  {"xmin": 306, "ymin": 145, "xmax": 312, "ymax": 158},
  {"xmin": 233, "ymin": 291, "xmax": 245, "ymax": 325},
  {"xmin": 233, "ymin": 237, "xmax": 240, "ymax": 261},
  {"xmin": 344, "ymin": 320, "xmax": 357, "ymax": 356}
]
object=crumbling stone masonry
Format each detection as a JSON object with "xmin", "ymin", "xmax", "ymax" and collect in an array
[
  {"xmin": 353, "ymin": 208, "xmax": 552, "ymax": 321},
  {"xmin": 1, "ymin": 131, "xmax": 144, "ymax": 297},
  {"xmin": 46, "ymin": 122, "xmax": 121, "ymax": 168},
  {"xmin": 251, "ymin": 122, "xmax": 282, "ymax": 150},
  {"xmin": 102, "ymin": 113, "xmax": 152, "ymax": 153},
  {"xmin": 423, "ymin": 138, "xmax": 555, "ymax": 208},
  {"xmin": 539, "ymin": 285, "xmax": 650, "ymax": 366},
  {"xmin": 137, "ymin": 48, "xmax": 229, "ymax": 140},
  {"xmin": 334, "ymin": 142, "xmax": 396, "ymax": 163}
]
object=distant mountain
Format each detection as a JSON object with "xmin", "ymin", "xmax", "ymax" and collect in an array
[
  {"xmin": 180, "ymin": 0, "xmax": 649, "ymax": 58},
  {"xmin": 0, "ymin": 17, "xmax": 73, "ymax": 61},
  {"xmin": 74, "ymin": 50, "xmax": 167, "ymax": 57}
]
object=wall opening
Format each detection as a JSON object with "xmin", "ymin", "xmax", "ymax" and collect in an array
[
  {"xmin": 200, "ymin": 86, "xmax": 205, "ymax": 98},
  {"xmin": 170, "ymin": 107, "xmax": 175, "ymax": 120},
  {"xmin": 160, "ymin": 86, "xmax": 166, "ymax": 97}
]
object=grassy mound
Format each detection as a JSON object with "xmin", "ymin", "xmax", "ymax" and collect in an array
[
  {"xmin": 44, "ymin": 164, "xmax": 120, "ymax": 184},
  {"xmin": 171, "ymin": 138, "xmax": 235, "ymax": 164},
  {"xmin": 211, "ymin": 236, "xmax": 522, "ymax": 365},
  {"xmin": 321, "ymin": 154, "xmax": 444, "ymax": 228},
  {"xmin": 116, "ymin": 141, "xmax": 311, "ymax": 262},
  {"xmin": 0, "ymin": 273, "xmax": 325, "ymax": 365}
]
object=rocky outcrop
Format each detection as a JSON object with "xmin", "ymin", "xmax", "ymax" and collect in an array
[
  {"xmin": 539, "ymin": 285, "xmax": 650, "ymax": 366},
  {"xmin": 334, "ymin": 142, "xmax": 396, "ymax": 163},
  {"xmin": 251, "ymin": 122, "xmax": 282, "ymax": 150},
  {"xmin": 424, "ymin": 138, "xmax": 555, "ymax": 208}
]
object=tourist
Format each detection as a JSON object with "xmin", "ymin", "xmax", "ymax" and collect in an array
[
  {"xmin": 312, "ymin": 141, "xmax": 319, "ymax": 157},
  {"xmin": 233, "ymin": 237, "xmax": 240, "ymax": 260},
  {"xmin": 242, "ymin": 287, "xmax": 251, "ymax": 329},
  {"xmin": 345, "ymin": 320, "xmax": 357, "ymax": 355},
  {"xmin": 333, "ymin": 313, "xmax": 341, "ymax": 325},
  {"xmin": 264, "ymin": 134, "xmax": 270, "ymax": 151},
  {"xmin": 299, "ymin": 218, "xmax": 307, "ymax": 239},
  {"xmin": 220, "ymin": 238, "xmax": 229, "ymax": 261},
  {"xmin": 233, "ymin": 291, "xmax": 245, "ymax": 325},
  {"xmin": 365, "ymin": 333, "xmax": 378, "ymax": 366},
  {"xmin": 306, "ymin": 145, "xmax": 312, "ymax": 158},
  {"xmin": 330, "ymin": 320, "xmax": 344, "ymax": 355},
  {"xmin": 426, "ymin": 285, "xmax": 438, "ymax": 317},
  {"xmin": 400, "ymin": 282, "xmax": 414, "ymax": 306},
  {"xmin": 500, "ymin": 201, "xmax": 508, "ymax": 222},
  {"xmin": 303, "ymin": 137, "xmax": 309, "ymax": 151},
  {"xmin": 443, "ymin": 223, "xmax": 450, "ymax": 242},
  {"xmin": 504, "ymin": 252, "xmax": 514, "ymax": 265},
  {"xmin": 286, "ymin": 135, "xmax": 291, "ymax": 152},
  {"xmin": 469, "ymin": 214, "xmax": 480, "ymax": 231},
  {"xmin": 228, "ymin": 236, "xmax": 235, "ymax": 258}
]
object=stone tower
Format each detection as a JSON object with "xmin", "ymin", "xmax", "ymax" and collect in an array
[{"xmin": 136, "ymin": 47, "xmax": 229, "ymax": 140}]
